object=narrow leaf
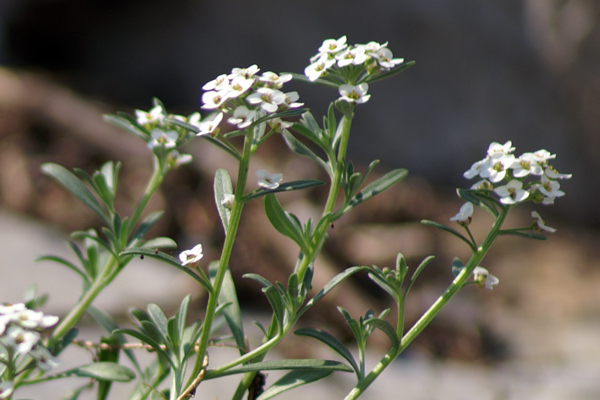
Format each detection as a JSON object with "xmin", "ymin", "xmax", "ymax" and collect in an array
[
  {"xmin": 364, "ymin": 318, "xmax": 400, "ymax": 351},
  {"xmin": 244, "ymin": 180, "xmax": 325, "ymax": 203},
  {"xmin": 41, "ymin": 163, "xmax": 109, "ymax": 224},
  {"xmin": 257, "ymin": 369, "xmax": 333, "ymax": 400},
  {"xmin": 362, "ymin": 61, "xmax": 415, "ymax": 84},
  {"xmin": 421, "ymin": 220, "xmax": 476, "ymax": 250},
  {"xmin": 264, "ymin": 194, "xmax": 308, "ymax": 253},
  {"xmin": 294, "ymin": 328, "xmax": 359, "ymax": 375},
  {"xmin": 210, "ymin": 263, "xmax": 246, "ymax": 353},
  {"xmin": 214, "ymin": 169, "xmax": 233, "ymax": 233},
  {"xmin": 305, "ymin": 266, "xmax": 365, "ymax": 309},
  {"xmin": 69, "ymin": 362, "xmax": 135, "ymax": 382},
  {"xmin": 205, "ymin": 359, "xmax": 352, "ymax": 378},
  {"xmin": 281, "ymin": 130, "xmax": 331, "ymax": 175}
]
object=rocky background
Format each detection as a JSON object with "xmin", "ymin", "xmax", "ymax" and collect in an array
[{"xmin": 1, "ymin": 0, "xmax": 600, "ymax": 398}]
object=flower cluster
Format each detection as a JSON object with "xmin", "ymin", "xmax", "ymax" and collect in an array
[
  {"xmin": 304, "ymin": 36, "xmax": 405, "ymax": 104},
  {"xmin": 199, "ymin": 65, "xmax": 303, "ymax": 134},
  {"xmin": 0, "ymin": 303, "xmax": 60, "ymax": 397},
  {"xmin": 463, "ymin": 141, "xmax": 571, "ymax": 205}
]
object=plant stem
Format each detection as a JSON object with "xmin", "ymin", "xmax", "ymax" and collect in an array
[
  {"xmin": 184, "ymin": 134, "xmax": 252, "ymax": 391},
  {"xmin": 344, "ymin": 206, "xmax": 510, "ymax": 400}
]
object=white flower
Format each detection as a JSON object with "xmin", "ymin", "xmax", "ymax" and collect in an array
[
  {"xmin": 0, "ymin": 303, "xmax": 26, "ymax": 315},
  {"xmin": 179, "ymin": 244, "xmax": 204, "ymax": 268},
  {"xmin": 510, "ymin": 152, "xmax": 543, "ymax": 177},
  {"xmin": 0, "ymin": 381, "xmax": 14, "ymax": 399},
  {"xmin": 246, "ymin": 88, "xmax": 286, "ymax": 113},
  {"xmin": 0, "ymin": 314, "xmax": 10, "ymax": 335},
  {"xmin": 335, "ymin": 46, "xmax": 367, "ymax": 67},
  {"xmin": 361, "ymin": 41, "xmax": 388, "ymax": 54},
  {"xmin": 259, "ymin": 72, "xmax": 292, "ymax": 88},
  {"xmin": 228, "ymin": 65, "xmax": 260, "ymax": 80},
  {"xmin": 268, "ymin": 118, "xmax": 293, "ymax": 133},
  {"xmin": 148, "ymin": 129, "xmax": 178, "ymax": 149},
  {"xmin": 135, "ymin": 106, "xmax": 164, "ymax": 126},
  {"xmin": 450, "ymin": 202, "xmax": 474, "ymax": 225},
  {"xmin": 479, "ymin": 154, "xmax": 516, "ymax": 183},
  {"xmin": 228, "ymin": 106, "xmax": 257, "ymax": 129},
  {"xmin": 531, "ymin": 211, "xmax": 556, "ymax": 233},
  {"xmin": 201, "ymin": 90, "xmax": 229, "ymax": 110},
  {"xmin": 494, "ymin": 179, "xmax": 529, "ymax": 204},
  {"xmin": 539, "ymin": 175, "xmax": 565, "ymax": 198},
  {"xmin": 470, "ymin": 179, "xmax": 493, "ymax": 190},
  {"xmin": 224, "ymin": 75, "xmax": 255, "ymax": 99},
  {"xmin": 256, "ymin": 169, "xmax": 283, "ymax": 189},
  {"xmin": 283, "ymin": 91, "xmax": 304, "ymax": 109},
  {"xmin": 544, "ymin": 166, "xmax": 572, "ymax": 180},
  {"xmin": 372, "ymin": 47, "xmax": 404, "ymax": 69},
  {"xmin": 2, "ymin": 325, "xmax": 40, "ymax": 355},
  {"xmin": 463, "ymin": 158, "xmax": 491, "ymax": 179},
  {"xmin": 473, "ymin": 266, "xmax": 499, "ymax": 290},
  {"xmin": 487, "ymin": 141, "xmax": 515, "ymax": 158},
  {"xmin": 29, "ymin": 346, "xmax": 60, "ymax": 371},
  {"xmin": 339, "ymin": 83, "xmax": 371, "ymax": 104},
  {"xmin": 11, "ymin": 309, "xmax": 58, "ymax": 329},
  {"xmin": 202, "ymin": 74, "xmax": 230, "ymax": 91},
  {"xmin": 531, "ymin": 149, "xmax": 556, "ymax": 163},
  {"xmin": 196, "ymin": 112, "xmax": 223, "ymax": 136},
  {"xmin": 318, "ymin": 36, "xmax": 347, "ymax": 55},
  {"xmin": 304, "ymin": 54, "xmax": 335, "ymax": 81},
  {"xmin": 167, "ymin": 150, "xmax": 193, "ymax": 167}
]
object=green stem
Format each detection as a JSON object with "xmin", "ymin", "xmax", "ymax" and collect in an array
[
  {"xmin": 344, "ymin": 206, "xmax": 510, "ymax": 400},
  {"xmin": 296, "ymin": 112, "xmax": 354, "ymax": 282},
  {"xmin": 127, "ymin": 156, "xmax": 165, "ymax": 239},
  {"xmin": 184, "ymin": 134, "xmax": 252, "ymax": 391}
]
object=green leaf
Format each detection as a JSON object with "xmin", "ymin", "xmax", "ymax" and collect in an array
[
  {"xmin": 264, "ymin": 194, "xmax": 309, "ymax": 253},
  {"xmin": 36, "ymin": 255, "xmax": 90, "ymax": 284},
  {"xmin": 103, "ymin": 113, "xmax": 150, "ymax": 141},
  {"xmin": 205, "ymin": 359, "xmax": 352, "ymax": 378},
  {"xmin": 404, "ymin": 255, "xmax": 436, "ymax": 299},
  {"xmin": 120, "ymin": 248, "xmax": 213, "ymax": 294},
  {"xmin": 362, "ymin": 61, "xmax": 415, "ymax": 84},
  {"xmin": 209, "ymin": 262, "xmax": 246, "ymax": 353},
  {"xmin": 364, "ymin": 318, "xmax": 400, "ymax": 351},
  {"xmin": 147, "ymin": 304, "xmax": 170, "ymax": 346},
  {"xmin": 457, "ymin": 188, "xmax": 499, "ymax": 217},
  {"xmin": 141, "ymin": 237, "xmax": 177, "ymax": 249},
  {"xmin": 281, "ymin": 130, "xmax": 331, "ymax": 175},
  {"xmin": 129, "ymin": 211, "xmax": 164, "ymax": 246},
  {"xmin": 304, "ymin": 266, "xmax": 365, "ymax": 309},
  {"xmin": 244, "ymin": 180, "xmax": 325, "ymax": 203},
  {"xmin": 257, "ymin": 369, "xmax": 333, "ymax": 400},
  {"xmin": 113, "ymin": 328, "xmax": 176, "ymax": 369},
  {"xmin": 288, "ymin": 71, "xmax": 339, "ymax": 88},
  {"xmin": 336, "ymin": 168, "xmax": 408, "ymax": 219},
  {"xmin": 499, "ymin": 230, "xmax": 548, "ymax": 240},
  {"xmin": 214, "ymin": 169, "xmax": 234, "ymax": 233},
  {"xmin": 294, "ymin": 328, "xmax": 359, "ymax": 376},
  {"xmin": 41, "ymin": 163, "xmax": 110, "ymax": 224},
  {"xmin": 420, "ymin": 220, "xmax": 475, "ymax": 250},
  {"xmin": 263, "ymin": 286, "xmax": 285, "ymax": 331},
  {"xmin": 68, "ymin": 362, "xmax": 136, "ymax": 382},
  {"xmin": 367, "ymin": 271, "xmax": 399, "ymax": 301}
]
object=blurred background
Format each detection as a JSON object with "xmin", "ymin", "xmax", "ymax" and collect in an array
[{"xmin": 1, "ymin": 0, "xmax": 600, "ymax": 398}]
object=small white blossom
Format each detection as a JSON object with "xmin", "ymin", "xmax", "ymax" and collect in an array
[
  {"xmin": 0, "ymin": 303, "xmax": 26, "ymax": 315},
  {"xmin": 494, "ymin": 179, "xmax": 529, "ymax": 204},
  {"xmin": 201, "ymin": 90, "xmax": 229, "ymax": 110},
  {"xmin": 487, "ymin": 141, "xmax": 515, "ymax": 158},
  {"xmin": 544, "ymin": 166, "xmax": 572, "ymax": 180},
  {"xmin": 135, "ymin": 106, "xmax": 164, "ymax": 126},
  {"xmin": 372, "ymin": 47, "xmax": 404, "ymax": 69},
  {"xmin": 531, "ymin": 211, "xmax": 556, "ymax": 233},
  {"xmin": 304, "ymin": 54, "xmax": 335, "ymax": 81},
  {"xmin": 196, "ymin": 112, "xmax": 223, "ymax": 136},
  {"xmin": 202, "ymin": 74, "xmax": 230, "ymax": 91},
  {"xmin": 470, "ymin": 179, "xmax": 493, "ymax": 190},
  {"xmin": 0, "ymin": 314, "xmax": 10, "ymax": 335},
  {"xmin": 148, "ymin": 129, "xmax": 178, "ymax": 149},
  {"xmin": 464, "ymin": 158, "xmax": 491, "ymax": 179},
  {"xmin": 30, "ymin": 346, "xmax": 60, "ymax": 371},
  {"xmin": 361, "ymin": 41, "xmax": 388, "ymax": 54},
  {"xmin": 318, "ymin": 36, "xmax": 347, "ymax": 55},
  {"xmin": 179, "ymin": 244, "xmax": 204, "ymax": 268},
  {"xmin": 225, "ymin": 75, "xmax": 255, "ymax": 99},
  {"xmin": 11, "ymin": 309, "xmax": 58, "ymax": 329},
  {"xmin": 268, "ymin": 118, "xmax": 293, "ymax": 133},
  {"xmin": 539, "ymin": 175, "xmax": 565, "ymax": 198},
  {"xmin": 473, "ymin": 266, "xmax": 499, "ymax": 290},
  {"xmin": 339, "ymin": 83, "xmax": 371, "ymax": 104},
  {"xmin": 257, "ymin": 169, "xmax": 283, "ymax": 189},
  {"xmin": 228, "ymin": 65, "xmax": 260, "ymax": 80},
  {"xmin": 450, "ymin": 202, "xmax": 474, "ymax": 225},
  {"xmin": 246, "ymin": 88, "xmax": 286, "ymax": 113},
  {"xmin": 2, "ymin": 325, "xmax": 40, "ymax": 355},
  {"xmin": 531, "ymin": 149, "xmax": 556, "ymax": 163},
  {"xmin": 479, "ymin": 153, "xmax": 516, "ymax": 183},
  {"xmin": 228, "ymin": 106, "xmax": 257, "ymax": 129},
  {"xmin": 221, "ymin": 194, "xmax": 235, "ymax": 209},
  {"xmin": 335, "ymin": 46, "xmax": 367, "ymax": 67},
  {"xmin": 283, "ymin": 91, "xmax": 304, "ymax": 109},
  {"xmin": 167, "ymin": 150, "xmax": 193, "ymax": 167},
  {"xmin": 259, "ymin": 72, "xmax": 292, "ymax": 88},
  {"xmin": 510, "ymin": 152, "xmax": 543, "ymax": 177}
]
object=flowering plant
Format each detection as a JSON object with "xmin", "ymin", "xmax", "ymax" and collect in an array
[{"xmin": 0, "ymin": 36, "xmax": 570, "ymax": 400}]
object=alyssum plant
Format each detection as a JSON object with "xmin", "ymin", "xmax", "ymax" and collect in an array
[{"xmin": 0, "ymin": 36, "xmax": 571, "ymax": 400}]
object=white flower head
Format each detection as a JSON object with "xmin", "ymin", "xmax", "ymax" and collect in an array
[
  {"xmin": 464, "ymin": 158, "xmax": 491, "ymax": 180},
  {"xmin": 544, "ymin": 166, "xmax": 572, "ymax": 180},
  {"xmin": 494, "ymin": 179, "xmax": 530, "ymax": 204},
  {"xmin": 531, "ymin": 149, "xmax": 556, "ymax": 163},
  {"xmin": 167, "ymin": 150, "xmax": 193, "ymax": 168},
  {"xmin": 148, "ymin": 129, "xmax": 178, "ymax": 149},
  {"xmin": 0, "ymin": 303, "xmax": 26, "ymax": 315},
  {"xmin": 304, "ymin": 54, "xmax": 336, "ymax": 81},
  {"xmin": 335, "ymin": 46, "xmax": 367, "ymax": 67},
  {"xmin": 473, "ymin": 266, "xmax": 499, "ymax": 290},
  {"xmin": 539, "ymin": 175, "xmax": 565, "ymax": 198},
  {"xmin": 196, "ymin": 112, "xmax": 223, "ymax": 136},
  {"xmin": 450, "ymin": 202, "xmax": 474, "ymax": 225},
  {"xmin": 202, "ymin": 74, "xmax": 230, "ymax": 91},
  {"xmin": 487, "ymin": 141, "xmax": 515, "ymax": 158},
  {"xmin": 470, "ymin": 179, "xmax": 493, "ymax": 190},
  {"xmin": 259, "ymin": 72, "xmax": 292, "ymax": 88},
  {"xmin": 318, "ymin": 36, "xmax": 347, "ymax": 55},
  {"xmin": 225, "ymin": 75, "xmax": 255, "ymax": 99},
  {"xmin": 339, "ymin": 83, "xmax": 371, "ymax": 104},
  {"xmin": 283, "ymin": 91, "xmax": 304, "ymax": 109},
  {"xmin": 228, "ymin": 65, "xmax": 260, "ymax": 80},
  {"xmin": 531, "ymin": 211, "xmax": 556, "ymax": 233},
  {"xmin": 11, "ymin": 309, "xmax": 58, "ymax": 329},
  {"xmin": 179, "ymin": 244, "xmax": 204, "ymax": 268},
  {"xmin": 257, "ymin": 169, "xmax": 283, "ymax": 189},
  {"xmin": 480, "ymin": 154, "xmax": 516, "ymax": 183},
  {"xmin": 362, "ymin": 41, "xmax": 388, "ymax": 53},
  {"xmin": 510, "ymin": 152, "xmax": 543, "ymax": 178}
]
